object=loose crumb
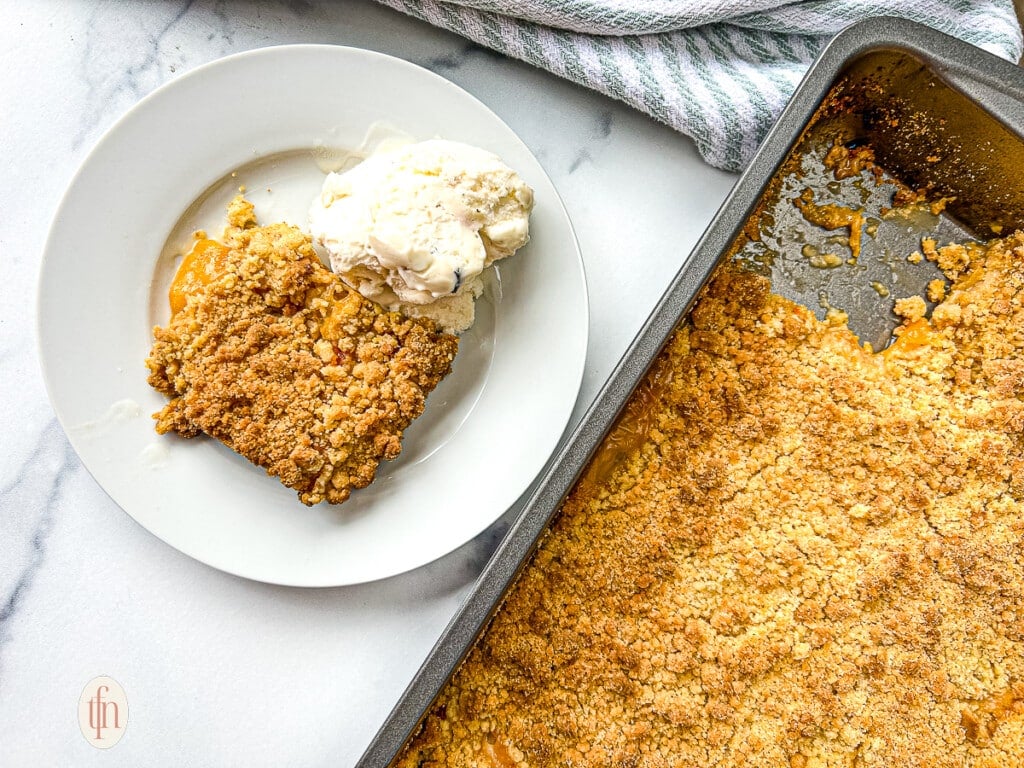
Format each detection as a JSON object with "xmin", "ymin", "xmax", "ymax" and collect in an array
[
  {"xmin": 893, "ymin": 294, "xmax": 928, "ymax": 322},
  {"xmin": 801, "ymin": 244, "xmax": 843, "ymax": 269},
  {"xmin": 823, "ymin": 141, "xmax": 880, "ymax": 181},
  {"xmin": 794, "ymin": 189, "xmax": 864, "ymax": 261},
  {"xmin": 922, "ymin": 237, "xmax": 938, "ymax": 260},
  {"xmin": 927, "ymin": 279, "xmax": 947, "ymax": 303}
]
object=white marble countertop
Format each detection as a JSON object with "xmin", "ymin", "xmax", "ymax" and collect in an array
[{"xmin": 1, "ymin": 1, "xmax": 735, "ymax": 764}]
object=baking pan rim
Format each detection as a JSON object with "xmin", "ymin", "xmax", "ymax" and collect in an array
[{"xmin": 356, "ymin": 16, "xmax": 1024, "ymax": 767}]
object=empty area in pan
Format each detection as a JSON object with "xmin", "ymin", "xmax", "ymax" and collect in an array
[{"xmin": 736, "ymin": 46, "xmax": 1024, "ymax": 352}]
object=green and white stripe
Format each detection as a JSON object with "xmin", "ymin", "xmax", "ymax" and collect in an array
[{"xmin": 380, "ymin": 0, "xmax": 1023, "ymax": 171}]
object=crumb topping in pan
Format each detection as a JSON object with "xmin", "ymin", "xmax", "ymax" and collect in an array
[
  {"xmin": 398, "ymin": 233, "xmax": 1024, "ymax": 767},
  {"xmin": 146, "ymin": 196, "xmax": 458, "ymax": 506}
]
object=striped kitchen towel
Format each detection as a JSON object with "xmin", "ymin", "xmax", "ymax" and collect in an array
[{"xmin": 377, "ymin": 0, "xmax": 1024, "ymax": 171}]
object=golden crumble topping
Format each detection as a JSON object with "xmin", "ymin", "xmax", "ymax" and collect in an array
[
  {"xmin": 146, "ymin": 196, "xmax": 458, "ymax": 506},
  {"xmin": 398, "ymin": 233, "xmax": 1024, "ymax": 767},
  {"xmin": 928, "ymin": 279, "xmax": 948, "ymax": 304},
  {"xmin": 893, "ymin": 294, "xmax": 927, "ymax": 322}
]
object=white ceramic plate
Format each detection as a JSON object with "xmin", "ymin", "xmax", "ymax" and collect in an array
[{"xmin": 38, "ymin": 45, "xmax": 588, "ymax": 586}]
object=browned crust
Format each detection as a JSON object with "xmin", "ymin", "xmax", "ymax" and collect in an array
[{"xmin": 146, "ymin": 197, "xmax": 458, "ymax": 506}]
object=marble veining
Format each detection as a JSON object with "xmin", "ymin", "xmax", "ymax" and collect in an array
[
  {"xmin": 568, "ymin": 147, "xmax": 593, "ymax": 173},
  {"xmin": 423, "ymin": 41, "xmax": 483, "ymax": 72},
  {"xmin": 74, "ymin": 1, "xmax": 193, "ymax": 149},
  {"xmin": 1, "ymin": 0, "xmax": 736, "ymax": 764},
  {"xmin": 0, "ymin": 421, "xmax": 73, "ymax": 649}
]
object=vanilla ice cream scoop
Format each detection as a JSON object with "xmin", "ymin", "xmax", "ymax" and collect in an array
[{"xmin": 308, "ymin": 139, "xmax": 533, "ymax": 333}]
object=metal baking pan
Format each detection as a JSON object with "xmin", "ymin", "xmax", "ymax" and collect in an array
[{"xmin": 358, "ymin": 17, "xmax": 1024, "ymax": 766}]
